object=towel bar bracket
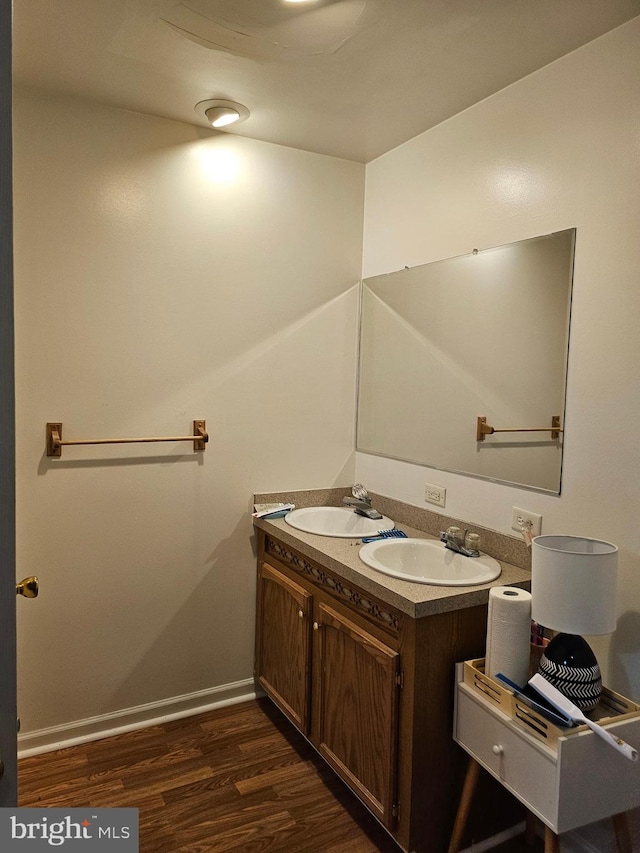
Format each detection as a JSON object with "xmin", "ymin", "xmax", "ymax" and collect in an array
[
  {"xmin": 47, "ymin": 422, "xmax": 63, "ymax": 458},
  {"xmin": 193, "ymin": 420, "xmax": 207, "ymax": 452},
  {"xmin": 46, "ymin": 420, "xmax": 208, "ymax": 458}
]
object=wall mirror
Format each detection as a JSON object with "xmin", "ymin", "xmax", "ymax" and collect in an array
[{"xmin": 356, "ymin": 229, "xmax": 575, "ymax": 493}]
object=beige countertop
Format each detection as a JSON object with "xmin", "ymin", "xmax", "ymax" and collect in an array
[{"xmin": 254, "ymin": 514, "xmax": 531, "ymax": 619}]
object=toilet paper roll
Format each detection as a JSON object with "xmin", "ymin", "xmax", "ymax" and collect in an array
[{"xmin": 485, "ymin": 586, "xmax": 532, "ymax": 687}]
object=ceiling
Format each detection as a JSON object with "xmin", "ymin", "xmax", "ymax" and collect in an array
[{"xmin": 12, "ymin": 0, "xmax": 640, "ymax": 163}]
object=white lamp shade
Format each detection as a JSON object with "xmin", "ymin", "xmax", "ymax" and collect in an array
[{"xmin": 531, "ymin": 535, "xmax": 618, "ymax": 635}]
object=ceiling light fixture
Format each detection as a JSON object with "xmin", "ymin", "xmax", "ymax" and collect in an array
[
  {"xmin": 195, "ymin": 99, "xmax": 250, "ymax": 130},
  {"xmin": 207, "ymin": 106, "xmax": 239, "ymax": 128}
]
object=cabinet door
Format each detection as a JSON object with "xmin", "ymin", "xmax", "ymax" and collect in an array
[
  {"xmin": 256, "ymin": 562, "xmax": 312, "ymax": 733},
  {"xmin": 314, "ymin": 602, "xmax": 400, "ymax": 829}
]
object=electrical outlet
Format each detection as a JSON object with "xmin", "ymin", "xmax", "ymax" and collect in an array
[
  {"xmin": 425, "ymin": 482, "xmax": 446, "ymax": 508},
  {"xmin": 511, "ymin": 507, "xmax": 542, "ymax": 537}
]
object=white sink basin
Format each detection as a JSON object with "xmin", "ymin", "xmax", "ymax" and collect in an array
[
  {"xmin": 285, "ymin": 506, "xmax": 394, "ymax": 539},
  {"xmin": 359, "ymin": 538, "xmax": 501, "ymax": 586}
]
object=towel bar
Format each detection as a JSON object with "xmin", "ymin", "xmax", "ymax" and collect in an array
[
  {"xmin": 46, "ymin": 420, "xmax": 208, "ymax": 457},
  {"xmin": 477, "ymin": 416, "xmax": 562, "ymax": 442}
]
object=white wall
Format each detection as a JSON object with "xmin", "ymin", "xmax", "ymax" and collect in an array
[
  {"xmin": 13, "ymin": 90, "xmax": 363, "ymax": 734},
  {"xmin": 358, "ymin": 17, "xmax": 640, "ymax": 698}
]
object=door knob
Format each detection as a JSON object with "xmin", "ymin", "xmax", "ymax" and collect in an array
[{"xmin": 16, "ymin": 576, "xmax": 39, "ymax": 598}]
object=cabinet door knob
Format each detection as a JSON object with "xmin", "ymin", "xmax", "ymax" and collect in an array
[
  {"xmin": 492, "ymin": 744, "xmax": 504, "ymax": 756},
  {"xmin": 298, "ymin": 609, "xmax": 304, "ymax": 619},
  {"xmin": 313, "ymin": 621, "xmax": 319, "ymax": 631}
]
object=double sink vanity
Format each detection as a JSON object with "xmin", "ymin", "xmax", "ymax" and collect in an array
[
  {"xmin": 286, "ymin": 505, "xmax": 502, "ymax": 587},
  {"xmin": 253, "ymin": 488, "xmax": 532, "ymax": 853}
]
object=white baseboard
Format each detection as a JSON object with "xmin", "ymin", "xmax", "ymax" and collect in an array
[
  {"xmin": 457, "ymin": 809, "xmax": 640, "ymax": 853},
  {"xmin": 458, "ymin": 822, "xmax": 526, "ymax": 852},
  {"xmin": 18, "ymin": 678, "xmax": 257, "ymax": 758}
]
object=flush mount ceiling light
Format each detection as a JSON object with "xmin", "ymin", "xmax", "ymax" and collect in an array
[{"xmin": 195, "ymin": 99, "xmax": 250, "ymax": 129}]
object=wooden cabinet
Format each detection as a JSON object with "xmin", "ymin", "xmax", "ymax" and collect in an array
[
  {"xmin": 256, "ymin": 560, "xmax": 400, "ymax": 829},
  {"xmin": 314, "ymin": 601, "xmax": 400, "ymax": 828},
  {"xmin": 256, "ymin": 561, "xmax": 312, "ymax": 732},
  {"xmin": 254, "ymin": 530, "xmax": 502, "ymax": 852}
]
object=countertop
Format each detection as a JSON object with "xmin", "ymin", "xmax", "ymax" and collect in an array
[{"xmin": 254, "ymin": 515, "xmax": 532, "ymax": 619}]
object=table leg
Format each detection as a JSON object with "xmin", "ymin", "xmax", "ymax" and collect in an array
[
  {"xmin": 612, "ymin": 812, "xmax": 632, "ymax": 853},
  {"xmin": 447, "ymin": 758, "xmax": 481, "ymax": 853},
  {"xmin": 544, "ymin": 826, "xmax": 560, "ymax": 853},
  {"xmin": 525, "ymin": 811, "xmax": 537, "ymax": 846}
]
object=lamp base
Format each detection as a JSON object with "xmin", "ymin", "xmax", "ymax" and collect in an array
[{"xmin": 538, "ymin": 633, "xmax": 602, "ymax": 712}]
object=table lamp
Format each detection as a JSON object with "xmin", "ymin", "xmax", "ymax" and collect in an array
[{"xmin": 531, "ymin": 534, "xmax": 618, "ymax": 712}]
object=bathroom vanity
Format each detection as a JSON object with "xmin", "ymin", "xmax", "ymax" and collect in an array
[{"xmin": 253, "ymin": 493, "xmax": 532, "ymax": 852}]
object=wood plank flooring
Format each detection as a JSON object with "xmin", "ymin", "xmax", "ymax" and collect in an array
[
  {"xmin": 19, "ymin": 697, "xmax": 545, "ymax": 852},
  {"xmin": 18, "ymin": 697, "xmax": 403, "ymax": 853}
]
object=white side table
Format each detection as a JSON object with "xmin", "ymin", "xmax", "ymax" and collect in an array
[{"xmin": 449, "ymin": 662, "xmax": 640, "ymax": 853}]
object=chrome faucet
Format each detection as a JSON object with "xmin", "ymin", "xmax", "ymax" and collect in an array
[
  {"xmin": 439, "ymin": 526, "xmax": 480, "ymax": 557},
  {"xmin": 342, "ymin": 484, "xmax": 383, "ymax": 520}
]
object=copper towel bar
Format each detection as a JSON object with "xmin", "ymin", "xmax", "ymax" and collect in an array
[
  {"xmin": 46, "ymin": 420, "xmax": 208, "ymax": 457},
  {"xmin": 476, "ymin": 415, "xmax": 562, "ymax": 442}
]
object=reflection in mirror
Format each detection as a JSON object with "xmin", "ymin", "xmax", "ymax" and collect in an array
[{"xmin": 357, "ymin": 229, "xmax": 575, "ymax": 493}]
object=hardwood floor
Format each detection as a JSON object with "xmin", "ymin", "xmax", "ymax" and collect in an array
[
  {"xmin": 18, "ymin": 697, "xmax": 546, "ymax": 852},
  {"xmin": 18, "ymin": 697, "xmax": 403, "ymax": 853}
]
